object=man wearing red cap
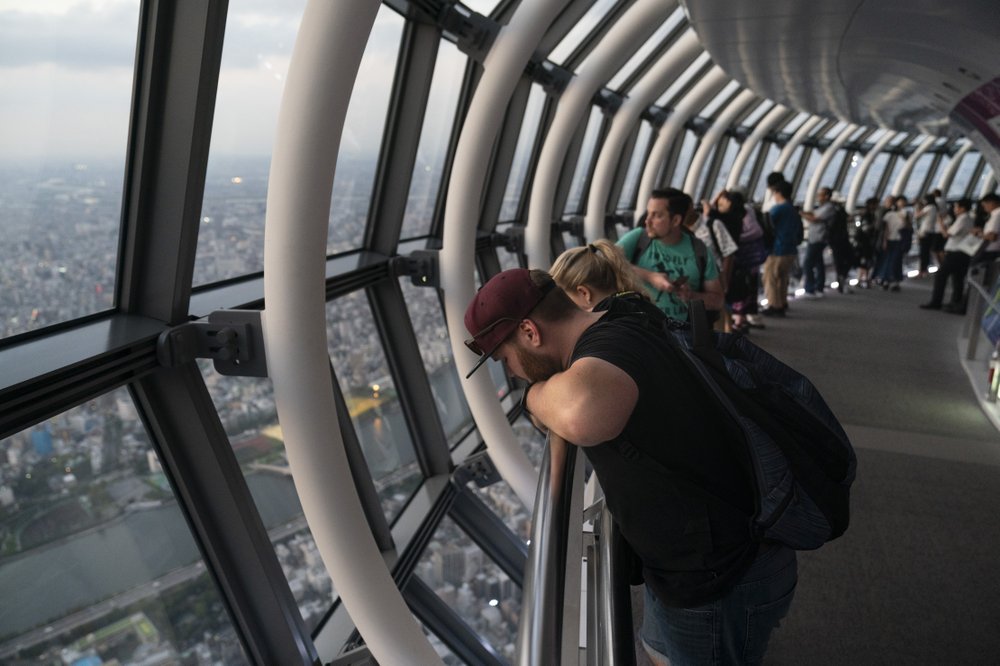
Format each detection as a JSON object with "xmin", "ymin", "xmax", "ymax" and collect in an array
[{"xmin": 464, "ymin": 267, "xmax": 797, "ymax": 665}]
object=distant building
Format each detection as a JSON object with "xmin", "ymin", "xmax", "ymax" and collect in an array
[{"xmin": 31, "ymin": 424, "xmax": 53, "ymax": 457}]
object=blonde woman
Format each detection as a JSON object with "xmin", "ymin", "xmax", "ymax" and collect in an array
[{"xmin": 550, "ymin": 239, "xmax": 659, "ymax": 315}]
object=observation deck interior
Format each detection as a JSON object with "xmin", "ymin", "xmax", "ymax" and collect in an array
[{"xmin": 1, "ymin": 0, "xmax": 999, "ymax": 664}]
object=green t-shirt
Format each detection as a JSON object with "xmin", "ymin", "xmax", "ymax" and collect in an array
[{"xmin": 617, "ymin": 228, "xmax": 717, "ymax": 321}]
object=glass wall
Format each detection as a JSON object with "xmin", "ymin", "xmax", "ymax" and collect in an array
[
  {"xmin": 903, "ymin": 153, "xmax": 935, "ymax": 200},
  {"xmin": 668, "ymin": 130, "xmax": 698, "ymax": 189},
  {"xmin": 947, "ymin": 151, "xmax": 980, "ymax": 198},
  {"xmin": 0, "ymin": 390, "xmax": 246, "ymax": 663},
  {"xmin": 0, "ymin": 1, "xmax": 141, "ymax": 339},
  {"xmin": 200, "ymin": 366, "xmax": 334, "ymax": 631},
  {"xmin": 617, "ymin": 122, "xmax": 654, "ymax": 210},
  {"xmin": 398, "ymin": 279, "xmax": 474, "ymax": 447},
  {"xmin": 401, "ymin": 40, "xmax": 467, "ymax": 241},
  {"xmin": 564, "ymin": 106, "xmax": 604, "ymax": 215},
  {"xmin": 858, "ymin": 152, "xmax": 890, "ymax": 203},
  {"xmin": 546, "ymin": 0, "xmax": 616, "ymax": 65},
  {"xmin": 499, "ymin": 85, "xmax": 546, "ymax": 222},
  {"xmin": 414, "ymin": 516, "xmax": 521, "ymax": 662},
  {"xmin": 605, "ymin": 9, "xmax": 684, "ymax": 91},
  {"xmin": 325, "ymin": 290, "xmax": 422, "ymax": 522}
]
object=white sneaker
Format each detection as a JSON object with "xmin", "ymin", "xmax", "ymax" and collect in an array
[{"xmin": 803, "ymin": 292, "xmax": 820, "ymax": 300}]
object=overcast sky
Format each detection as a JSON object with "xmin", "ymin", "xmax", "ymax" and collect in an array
[{"xmin": 0, "ymin": 0, "xmax": 413, "ymax": 163}]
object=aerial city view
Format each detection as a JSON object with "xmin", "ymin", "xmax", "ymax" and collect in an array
[{"xmin": 0, "ymin": 156, "xmax": 539, "ymax": 665}]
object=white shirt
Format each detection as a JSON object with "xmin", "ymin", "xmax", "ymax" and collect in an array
[
  {"xmin": 916, "ymin": 205, "xmax": 937, "ymax": 236},
  {"xmin": 693, "ymin": 216, "xmax": 738, "ymax": 270},
  {"xmin": 943, "ymin": 212, "xmax": 972, "ymax": 252},
  {"xmin": 984, "ymin": 207, "xmax": 1000, "ymax": 253},
  {"xmin": 882, "ymin": 210, "xmax": 907, "ymax": 241}
]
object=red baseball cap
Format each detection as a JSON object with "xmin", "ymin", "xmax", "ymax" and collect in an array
[{"xmin": 463, "ymin": 268, "xmax": 554, "ymax": 378}]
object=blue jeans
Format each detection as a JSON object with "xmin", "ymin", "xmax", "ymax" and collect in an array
[
  {"xmin": 802, "ymin": 242, "xmax": 827, "ymax": 293},
  {"xmin": 641, "ymin": 544, "xmax": 797, "ymax": 666}
]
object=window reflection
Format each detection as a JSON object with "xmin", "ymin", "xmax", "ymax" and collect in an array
[
  {"xmin": 325, "ymin": 290, "xmax": 422, "ymax": 521},
  {"xmin": 753, "ymin": 143, "xmax": 781, "ymax": 202},
  {"xmin": 398, "ymin": 279, "xmax": 474, "ymax": 447},
  {"xmin": 199, "ymin": 365, "xmax": 334, "ymax": 630},
  {"xmin": 0, "ymin": 1, "xmax": 140, "ymax": 338},
  {"xmin": 0, "ymin": 389, "xmax": 245, "ymax": 664},
  {"xmin": 401, "ymin": 41, "xmax": 467, "ymax": 241},
  {"xmin": 414, "ymin": 516, "xmax": 521, "ymax": 662}
]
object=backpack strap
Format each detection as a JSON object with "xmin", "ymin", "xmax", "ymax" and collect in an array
[{"xmin": 630, "ymin": 231, "xmax": 652, "ymax": 264}]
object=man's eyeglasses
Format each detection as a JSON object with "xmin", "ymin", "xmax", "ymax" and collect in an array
[{"xmin": 464, "ymin": 317, "xmax": 521, "ymax": 357}]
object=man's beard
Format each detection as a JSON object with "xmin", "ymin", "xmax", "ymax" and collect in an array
[{"xmin": 514, "ymin": 344, "xmax": 563, "ymax": 383}]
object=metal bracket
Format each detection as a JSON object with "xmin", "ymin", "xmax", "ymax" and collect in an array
[
  {"xmin": 453, "ymin": 450, "xmax": 502, "ymax": 488},
  {"xmin": 439, "ymin": 2, "xmax": 499, "ymax": 62},
  {"xmin": 642, "ymin": 105, "xmax": 670, "ymax": 128},
  {"xmin": 327, "ymin": 645, "xmax": 376, "ymax": 666},
  {"xmin": 528, "ymin": 59, "xmax": 573, "ymax": 97},
  {"xmin": 496, "ymin": 225, "xmax": 524, "ymax": 254},
  {"xmin": 156, "ymin": 309, "xmax": 268, "ymax": 377},
  {"xmin": 593, "ymin": 88, "xmax": 624, "ymax": 114},
  {"xmin": 557, "ymin": 216, "xmax": 584, "ymax": 237},
  {"xmin": 390, "ymin": 249, "xmax": 439, "ymax": 288}
]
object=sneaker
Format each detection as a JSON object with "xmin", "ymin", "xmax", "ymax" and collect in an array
[
  {"xmin": 761, "ymin": 307, "xmax": 786, "ymax": 317},
  {"xmin": 745, "ymin": 315, "xmax": 766, "ymax": 329},
  {"xmin": 942, "ymin": 303, "xmax": 966, "ymax": 315}
]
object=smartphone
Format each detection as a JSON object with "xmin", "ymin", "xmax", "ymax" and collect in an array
[{"xmin": 673, "ymin": 275, "xmax": 689, "ymax": 286}]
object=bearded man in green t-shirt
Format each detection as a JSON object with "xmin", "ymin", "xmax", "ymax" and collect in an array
[{"xmin": 617, "ymin": 189, "xmax": 724, "ymax": 322}]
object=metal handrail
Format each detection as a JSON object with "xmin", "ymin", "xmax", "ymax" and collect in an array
[
  {"xmin": 516, "ymin": 437, "xmax": 583, "ymax": 665},
  {"xmin": 587, "ymin": 499, "xmax": 637, "ymax": 666},
  {"xmin": 963, "ymin": 258, "xmax": 1000, "ymax": 359}
]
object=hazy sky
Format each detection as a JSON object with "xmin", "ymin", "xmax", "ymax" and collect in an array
[{"xmin": 0, "ymin": 0, "xmax": 411, "ymax": 162}]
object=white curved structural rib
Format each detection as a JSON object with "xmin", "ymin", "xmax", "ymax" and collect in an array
[
  {"xmin": 441, "ymin": 0, "xmax": 573, "ymax": 509},
  {"xmin": 261, "ymin": 2, "xmax": 442, "ymax": 663}
]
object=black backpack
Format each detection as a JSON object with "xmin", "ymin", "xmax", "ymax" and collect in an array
[
  {"xmin": 661, "ymin": 301, "xmax": 856, "ymax": 548},
  {"xmin": 829, "ymin": 204, "xmax": 850, "ymax": 243}
]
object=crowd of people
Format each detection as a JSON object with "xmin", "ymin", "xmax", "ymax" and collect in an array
[
  {"xmin": 543, "ymin": 173, "xmax": 1000, "ymax": 328},
  {"xmin": 459, "ymin": 172, "xmax": 999, "ymax": 666}
]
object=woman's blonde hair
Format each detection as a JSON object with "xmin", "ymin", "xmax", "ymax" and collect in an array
[{"xmin": 550, "ymin": 238, "xmax": 646, "ymax": 298}]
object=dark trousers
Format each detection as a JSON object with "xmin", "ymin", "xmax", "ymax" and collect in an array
[
  {"xmin": 803, "ymin": 242, "xmax": 827, "ymax": 293},
  {"xmin": 929, "ymin": 251, "xmax": 971, "ymax": 306},
  {"xmin": 918, "ymin": 235, "xmax": 935, "ymax": 272}
]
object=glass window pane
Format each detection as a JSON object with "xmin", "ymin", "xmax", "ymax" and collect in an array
[
  {"xmin": 796, "ymin": 149, "xmax": 823, "ymax": 202},
  {"xmin": 461, "ymin": 0, "xmax": 502, "ymax": 16},
  {"xmin": 816, "ymin": 149, "xmax": 847, "ymax": 190},
  {"xmin": 0, "ymin": 390, "xmax": 246, "ymax": 662},
  {"xmin": 925, "ymin": 155, "xmax": 948, "ymax": 194},
  {"xmin": 752, "ymin": 143, "xmax": 782, "ymax": 202},
  {"xmin": 326, "ymin": 290, "xmax": 422, "ymax": 521},
  {"xmin": 709, "ymin": 138, "xmax": 741, "ymax": 198},
  {"xmin": 195, "ymin": 1, "xmax": 307, "ymax": 286},
  {"xmin": 839, "ymin": 150, "xmax": 863, "ymax": 195},
  {"xmin": 500, "ymin": 85, "xmax": 546, "ymax": 222},
  {"xmin": 698, "ymin": 81, "xmax": 740, "ymax": 119},
  {"xmin": 401, "ymin": 41, "xmax": 468, "ymax": 241},
  {"xmin": 398, "ymin": 279, "xmax": 473, "ymax": 447},
  {"xmin": 414, "ymin": 515, "xmax": 521, "ymax": 662},
  {"xmin": 0, "ymin": 2, "xmax": 141, "ymax": 339},
  {"xmin": 327, "ymin": 7, "xmax": 405, "ymax": 254},
  {"xmin": 400, "ymin": 40, "xmax": 468, "ymax": 239},
  {"xmin": 655, "ymin": 51, "xmax": 710, "ymax": 108},
  {"xmin": 821, "ymin": 120, "xmax": 848, "ymax": 140},
  {"xmin": 882, "ymin": 155, "xmax": 907, "ymax": 198},
  {"xmin": 735, "ymin": 143, "xmax": 762, "ymax": 189},
  {"xmin": 903, "ymin": 153, "xmax": 935, "ymax": 200},
  {"xmin": 782, "ymin": 145, "xmax": 807, "ymax": 184},
  {"xmin": 617, "ymin": 122, "xmax": 653, "ymax": 210},
  {"xmin": 947, "ymin": 151, "xmax": 979, "ymax": 198},
  {"xmin": 547, "ymin": 0, "xmax": 616, "ymax": 65},
  {"xmin": 668, "ymin": 130, "xmax": 698, "ymax": 189},
  {"xmin": 564, "ymin": 106, "xmax": 604, "ymax": 214},
  {"xmin": 605, "ymin": 8, "xmax": 684, "ymax": 91},
  {"xmin": 200, "ymin": 366, "xmax": 334, "ymax": 630},
  {"xmin": 779, "ymin": 111, "xmax": 812, "ymax": 136},
  {"xmin": 859, "ymin": 152, "xmax": 890, "ymax": 202},
  {"xmin": 972, "ymin": 164, "xmax": 993, "ymax": 197},
  {"xmin": 740, "ymin": 100, "xmax": 774, "ymax": 128}
]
